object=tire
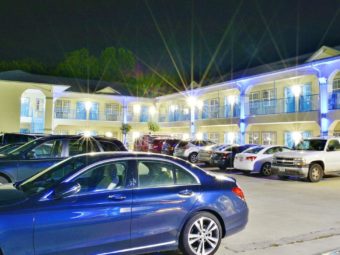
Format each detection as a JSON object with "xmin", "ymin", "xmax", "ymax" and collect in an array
[
  {"xmin": 189, "ymin": 152, "xmax": 199, "ymax": 163},
  {"xmin": 261, "ymin": 163, "xmax": 272, "ymax": 176},
  {"xmin": 180, "ymin": 212, "xmax": 222, "ymax": 255},
  {"xmin": 241, "ymin": 171, "xmax": 251, "ymax": 176},
  {"xmin": 0, "ymin": 174, "xmax": 10, "ymax": 185},
  {"xmin": 218, "ymin": 166, "xmax": 226, "ymax": 171},
  {"xmin": 307, "ymin": 163, "xmax": 323, "ymax": 183}
]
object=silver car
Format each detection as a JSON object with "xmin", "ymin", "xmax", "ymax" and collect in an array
[{"xmin": 198, "ymin": 144, "xmax": 230, "ymax": 165}]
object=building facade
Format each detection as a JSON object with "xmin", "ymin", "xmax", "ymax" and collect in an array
[{"xmin": 0, "ymin": 46, "xmax": 340, "ymax": 148}]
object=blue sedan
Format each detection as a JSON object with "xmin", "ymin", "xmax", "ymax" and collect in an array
[{"xmin": 0, "ymin": 152, "xmax": 248, "ymax": 255}]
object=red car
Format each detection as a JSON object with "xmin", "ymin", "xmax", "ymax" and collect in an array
[{"xmin": 134, "ymin": 135, "xmax": 170, "ymax": 152}]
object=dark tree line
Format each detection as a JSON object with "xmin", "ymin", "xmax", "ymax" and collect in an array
[{"xmin": 0, "ymin": 47, "xmax": 179, "ymax": 97}]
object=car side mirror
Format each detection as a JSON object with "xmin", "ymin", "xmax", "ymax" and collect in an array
[
  {"xmin": 327, "ymin": 145, "xmax": 335, "ymax": 152},
  {"xmin": 53, "ymin": 182, "xmax": 81, "ymax": 200}
]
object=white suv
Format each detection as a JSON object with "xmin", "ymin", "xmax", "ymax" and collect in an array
[
  {"xmin": 272, "ymin": 137, "xmax": 340, "ymax": 182},
  {"xmin": 174, "ymin": 140, "xmax": 215, "ymax": 163}
]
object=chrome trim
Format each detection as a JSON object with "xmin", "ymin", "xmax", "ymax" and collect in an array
[
  {"xmin": 65, "ymin": 156, "xmax": 201, "ymax": 185},
  {"xmin": 97, "ymin": 240, "xmax": 177, "ymax": 255}
]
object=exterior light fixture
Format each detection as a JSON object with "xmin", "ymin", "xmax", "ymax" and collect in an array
[
  {"xmin": 292, "ymin": 86, "xmax": 301, "ymax": 97},
  {"xmin": 132, "ymin": 131, "xmax": 140, "ymax": 140},
  {"xmin": 133, "ymin": 104, "xmax": 141, "ymax": 114},
  {"xmin": 196, "ymin": 100, "xmax": 203, "ymax": 109},
  {"xmin": 196, "ymin": 132, "xmax": 203, "ymax": 140},
  {"xmin": 149, "ymin": 106, "xmax": 156, "ymax": 115},
  {"xmin": 170, "ymin": 105, "xmax": 178, "ymax": 112},
  {"xmin": 182, "ymin": 133, "xmax": 190, "ymax": 140},
  {"xmin": 228, "ymin": 95, "xmax": 236, "ymax": 105},
  {"xmin": 83, "ymin": 130, "xmax": 92, "ymax": 138},
  {"xmin": 318, "ymin": 77, "xmax": 327, "ymax": 84},
  {"xmin": 105, "ymin": 132, "xmax": 113, "ymax": 138},
  {"xmin": 292, "ymin": 131, "xmax": 302, "ymax": 145},
  {"xmin": 186, "ymin": 96, "xmax": 197, "ymax": 106},
  {"xmin": 85, "ymin": 101, "xmax": 93, "ymax": 112}
]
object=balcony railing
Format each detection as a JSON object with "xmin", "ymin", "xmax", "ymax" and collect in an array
[
  {"xmin": 245, "ymin": 95, "xmax": 319, "ymax": 116},
  {"xmin": 197, "ymin": 104, "xmax": 240, "ymax": 120},
  {"xmin": 159, "ymin": 111, "xmax": 190, "ymax": 122},
  {"xmin": 54, "ymin": 109, "xmax": 122, "ymax": 121}
]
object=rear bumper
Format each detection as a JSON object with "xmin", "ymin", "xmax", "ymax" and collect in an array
[
  {"xmin": 198, "ymin": 155, "xmax": 212, "ymax": 163},
  {"xmin": 272, "ymin": 165, "xmax": 309, "ymax": 177},
  {"xmin": 234, "ymin": 161, "xmax": 254, "ymax": 171}
]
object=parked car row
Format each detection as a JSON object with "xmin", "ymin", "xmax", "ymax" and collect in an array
[
  {"xmin": 0, "ymin": 133, "xmax": 248, "ymax": 255},
  {"xmin": 0, "ymin": 134, "xmax": 127, "ymax": 184}
]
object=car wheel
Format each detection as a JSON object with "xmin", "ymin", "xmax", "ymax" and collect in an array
[
  {"xmin": 261, "ymin": 163, "xmax": 272, "ymax": 176},
  {"xmin": 218, "ymin": 166, "xmax": 226, "ymax": 171},
  {"xmin": 180, "ymin": 212, "xmax": 222, "ymax": 255},
  {"xmin": 0, "ymin": 175, "xmax": 10, "ymax": 185},
  {"xmin": 308, "ymin": 163, "xmax": 323, "ymax": 183},
  {"xmin": 189, "ymin": 152, "xmax": 199, "ymax": 163}
]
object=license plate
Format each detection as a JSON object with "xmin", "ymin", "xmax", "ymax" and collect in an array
[
  {"xmin": 279, "ymin": 167, "xmax": 285, "ymax": 172},
  {"xmin": 214, "ymin": 160, "xmax": 219, "ymax": 164}
]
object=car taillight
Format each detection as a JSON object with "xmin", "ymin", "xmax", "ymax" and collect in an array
[
  {"xmin": 222, "ymin": 153, "xmax": 229, "ymax": 159},
  {"xmin": 232, "ymin": 186, "xmax": 245, "ymax": 201},
  {"xmin": 246, "ymin": 156, "xmax": 257, "ymax": 161}
]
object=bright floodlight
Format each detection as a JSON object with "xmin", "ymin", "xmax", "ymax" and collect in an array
[
  {"xmin": 149, "ymin": 106, "xmax": 156, "ymax": 115},
  {"xmin": 196, "ymin": 132, "xmax": 203, "ymax": 140},
  {"xmin": 85, "ymin": 101, "xmax": 92, "ymax": 111},
  {"xmin": 83, "ymin": 130, "xmax": 92, "ymax": 138},
  {"xmin": 228, "ymin": 95, "xmax": 236, "ymax": 105},
  {"xmin": 132, "ymin": 131, "xmax": 140, "ymax": 140},
  {"xmin": 105, "ymin": 132, "xmax": 113, "ymax": 138},
  {"xmin": 292, "ymin": 86, "xmax": 301, "ymax": 97},
  {"xmin": 186, "ymin": 96, "xmax": 197, "ymax": 106},
  {"xmin": 292, "ymin": 131, "xmax": 302, "ymax": 145},
  {"xmin": 133, "ymin": 104, "xmax": 141, "ymax": 114}
]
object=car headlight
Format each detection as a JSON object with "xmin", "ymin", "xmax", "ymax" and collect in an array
[{"xmin": 293, "ymin": 158, "xmax": 307, "ymax": 167}]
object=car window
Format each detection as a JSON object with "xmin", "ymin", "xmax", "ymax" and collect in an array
[
  {"xmin": 264, "ymin": 147, "xmax": 278, "ymax": 154},
  {"xmin": 138, "ymin": 161, "xmax": 175, "ymax": 188},
  {"xmin": 99, "ymin": 141, "xmax": 124, "ymax": 151},
  {"xmin": 30, "ymin": 140, "xmax": 63, "ymax": 159},
  {"xmin": 245, "ymin": 146, "xmax": 264, "ymax": 154},
  {"xmin": 74, "ymin": 161, "xmax": 128, "ymax": 194},
  {"xmin": 68, "ymin": 138, "xmax": 100, "ymax": 156},
  {"xmin": 327, "ymin": 140, "xmax": 340, "ymax": 151},
  {"xmin": 175, "ymin": 166, "xmax": 198, "ymax": 185}
]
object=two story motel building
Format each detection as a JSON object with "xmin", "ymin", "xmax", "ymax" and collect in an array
[{"xmin": 0, "ymin": 46, "xmax": 340, "ymax": 149}]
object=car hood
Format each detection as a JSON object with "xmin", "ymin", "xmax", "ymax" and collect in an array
[
  {"xmin": 274, "ymin": 150, "xmax": 322, "ymax": 158},
  {"xmin": 0, "ymin": 184, "xmax": 28, "ymax": 206}
]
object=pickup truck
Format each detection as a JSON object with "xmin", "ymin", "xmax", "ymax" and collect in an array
[{"xmin": 272, "ymin": 137, "xmax": 340, "ymax": 182}]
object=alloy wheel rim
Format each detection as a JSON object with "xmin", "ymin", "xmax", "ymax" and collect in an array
[
  {"xmin": 191, "ymin": 154, "xmax": 198, "ymax": 163},
  {"xmin": 188, "ymin": 217, "xmax": 220, "ymax": 255},
  {"xmin": 311, "ymin": 167, "xmax": 320, "ymax": 180},
  {"xmin": 263, "ymin": 164, "xmax": 271, "ymax": 175}
]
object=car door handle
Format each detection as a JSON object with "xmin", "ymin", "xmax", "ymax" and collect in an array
[
  {"xmin": 178, "ymin": 189, "xmax": 194, "ymax": 197},
  {"xmin": 108, "ymin": 194, "xmax": 126, "ymax": 201}
]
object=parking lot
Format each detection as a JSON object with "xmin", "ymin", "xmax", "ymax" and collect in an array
[{"xmin": 211, "ymin": 168, "xmax": 340, "ymax": 255}]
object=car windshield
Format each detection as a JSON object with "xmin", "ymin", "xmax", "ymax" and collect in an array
[
  {"xmin": 244, "ymin": 146, "xmax": 265, "ymax": 154},
  {"xmin": 18, "ymin": 156, "xmax": 91, "ymax": 195},
  {"xmin": 295, "ymin": 139, "xmax": 327, "ymax": 151}
]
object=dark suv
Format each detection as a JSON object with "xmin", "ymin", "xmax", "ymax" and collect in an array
[
  {"xmin": 0, "ymin": 135, "xmax": 126, "ymax": 184},
  {"xmin": 0, "ymin": 133, "xmax": 46, "ymax": 146}
]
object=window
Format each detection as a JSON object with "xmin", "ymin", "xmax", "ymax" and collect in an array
[
  {"xmin": 105, "ymin": 103, "xmax": 119, "ymax": 121},
  {"xmin": 30, "ymin": 140, "xmax": 63, "ymax": 159},
  {"xmin": 333, "ymin": 79, "xmax": 340, "ymax": 91},
  {"xmin": 262, "ymin": 132, "xmax": 276, "ymax": 145},
  {"xmin": 249, "ymin": 92, "xmax": 260, "ymax": 102},
  {"xmin": 74, "ymin": 161, "xmax": 128, "ymax": 194},
  {"xmin": 21, "ymin": 97, "xmax": 30, "ymax": 117},
  {"xmin": 249, "ymin": 132, "xmax": 260, "ymax": 144},
  {"xmin": 137, "ymin": 161, "xmax": 198, "ymax": 188},
  {"xmin": 68, "ymin": 139, "xmax": 100, "ymax": 156},
  {"xmin": 89, "ymin": 102, "xmax": 99, "ymax": 120},
  {"xmin": 264, "ymin": 147, "xmax": 281, "ymax": 154},
  {"xmin": 327, "ymin": 140, "xmax": 340, "ymax": 151},
  {"xmin": 55, "ymin": 100, "xmax": 71, "ymax": 119}
]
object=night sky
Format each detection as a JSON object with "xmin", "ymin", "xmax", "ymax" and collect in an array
[{"xmin": 0, "ymin": 0, "xmax": 339, "ymax": 83}]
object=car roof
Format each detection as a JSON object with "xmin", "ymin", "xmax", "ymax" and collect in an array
[{"xmin": 32, "ymin": 135, "xmax": 122, "ymax": 142}]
